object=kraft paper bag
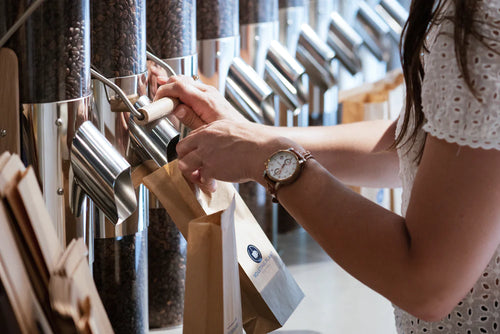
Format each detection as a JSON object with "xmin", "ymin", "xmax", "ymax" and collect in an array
[
  {"xmin": 143, "ymin": 160, "xmax": 304, "ymax": 334},
  {"xmin": 183, "ymin": 198, "xmax": 242, "ymax": 334}
]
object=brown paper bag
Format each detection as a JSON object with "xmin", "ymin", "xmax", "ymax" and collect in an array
[
  {"xmin": 143, "ymin": 161, "xmax": 304, "ymax": 334},
  {"xmin": 183, "ymin": 198, "xmax": 242, "ymax": 334}
]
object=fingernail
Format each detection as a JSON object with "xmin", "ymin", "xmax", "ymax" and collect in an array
[{"xmin": 158, "ymin": 76, "xmax": 169, "ymax": 82}]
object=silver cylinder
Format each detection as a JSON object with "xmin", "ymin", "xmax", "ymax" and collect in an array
[
  {"xmin": 225, "ymin": 57, "xmax": 276, "ymax": 125},
  {"xmin": 307, "ymin": 0, "xmax": 337, "ymax": 41},
  {"xmin": 240, "ymin": 22, "xmax": 279, "ymax": 77},
  {"xmin": 21, "ymin": 96, "xmax": 93, "ymax": 246},
  {"xmin": 198, "ymin": 36, "xmax": 240, "ymax": 92}
]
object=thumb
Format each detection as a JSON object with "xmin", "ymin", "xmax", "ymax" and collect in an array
[{"xmin": 174, "ymin": 104, "xmax": 206, "ymax": 129}]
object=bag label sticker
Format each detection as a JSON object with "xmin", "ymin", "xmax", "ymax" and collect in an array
[{"xmin": 252, "ymin": 251, "xmax": 280, "ymax": 291}]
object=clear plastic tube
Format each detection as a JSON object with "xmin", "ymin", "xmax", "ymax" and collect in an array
[
  {"xmin": 91, "ymin": 0, "xmax": 146, "ymax": 78},
  {"xmin": 197, "ymin": 0, "xmax": 239, "ymax": 40},
  {"xmin": 240, "ymin": 0, "xmax": 278, "ymax": 25},
  {"xmin": 5, "ymin": 0, "xmax": 90, "ymax": 103},
  {"xmin": 147, "ymin": 0, "xmax": 196, "ymax": 59}
]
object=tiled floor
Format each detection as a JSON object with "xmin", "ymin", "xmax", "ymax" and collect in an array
[
  {"xmin": 155, "ymin": 227, "xmax": 397, "ymax": 334},
  {"xmin": 271, "ymin": 228, "xmax": 397, "ymax": 334}
]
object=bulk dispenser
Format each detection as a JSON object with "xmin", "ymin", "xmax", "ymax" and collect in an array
[
  {"xmin": 146, "ymin": 0, "xmax": 197, "ymax": 328},
  {"xmin": 197, "ymin": 0, "xmax": 239, "ymax": 91},
  {"xmin": 5, "ymin": 0, "xmax": 94, "ymax": 248},
  {"xmin": 305, "ymin": 0, "xmax": 339, "ymax": 126},
  {"xmin": 90, "ymin": 0, "xmax": 149, "ymax": 332}
]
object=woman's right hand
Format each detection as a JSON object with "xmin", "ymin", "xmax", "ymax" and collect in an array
[{"xmin": 154, "ymin": 75, "xmax": 248, "ymax": 129}]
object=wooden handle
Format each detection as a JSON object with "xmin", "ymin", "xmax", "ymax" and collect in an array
[{"xmin": 137, "ymin": 97, "xmax": 179, "ymax": 125}]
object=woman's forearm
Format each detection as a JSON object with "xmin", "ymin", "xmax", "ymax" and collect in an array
[{"xmin": 271, "ymin": 120, "xmax": 400, "ymax": 188}]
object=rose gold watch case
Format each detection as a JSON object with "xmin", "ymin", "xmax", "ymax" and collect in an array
[{"xmin": 264, "ymin": 148, "xmax": 304, "ymax": 184}]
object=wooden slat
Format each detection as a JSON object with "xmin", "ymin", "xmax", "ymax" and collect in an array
[{"xmin": 0, "ymin": 48, "xmax": 20, "ymax": 155}]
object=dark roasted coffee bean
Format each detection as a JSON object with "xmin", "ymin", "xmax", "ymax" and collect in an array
[
  {"xmin": 148, "ymin": 209, "xmax": 186, "ymax": 328},
  {"xmin": 91, "ymin": 0, "xmax": 146, "ymax": 78},
  {"xmin": 4, "ymin": 0, "xmax": 90, "ymax": 103},
  {"xmin": 279, "ymin": 0, "xmax": 305, "ymax": 8},
  {"xmin": 197, "ymin": 0, "xmax": 238, "ymax": 40},
  {"xmin": 146, "ymin": 0, "xmax": 196, "ymax": 59},
  {"xmin": 240, "ymin": 0, "xmax": 278, "ymax": 25},
  {"xmin": 94, "ymin": 230, "xmax": 149, "ymax": 334}
]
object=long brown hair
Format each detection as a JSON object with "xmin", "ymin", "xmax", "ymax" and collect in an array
[{"xmin": 395, "ymin": 0, "xmax": 487, "ymax": 156}]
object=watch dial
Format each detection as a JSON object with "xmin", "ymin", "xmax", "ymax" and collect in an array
[{"xmin": 267, "ymin": 151, "xmax": 299, "ymax": 181}]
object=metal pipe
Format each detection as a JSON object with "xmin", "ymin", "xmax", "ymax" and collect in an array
[{"xmin": 0, "ymin": 0, "xmax": 45, "ymax": 48}]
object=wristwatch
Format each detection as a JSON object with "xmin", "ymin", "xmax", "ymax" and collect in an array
[{"xmin": 263, "ymin": 148, "xmax": 313, "ymax": 203}]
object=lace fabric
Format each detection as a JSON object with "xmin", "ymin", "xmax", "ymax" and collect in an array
[{"xmin": 394, "ymin": 1, "xmax": 500, "ymax": 332}]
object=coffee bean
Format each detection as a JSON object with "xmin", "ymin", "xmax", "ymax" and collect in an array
[
  {"xmin": 93, "ymin": 230, "xmax": 149, "ymax": 334},
  {"xmin": 147, "ymin": 0, "xmax": 196, "ymax": 59},
  {"xmin": 148, "ymin": 209, "xmax": 186, "ymax": 329},
  {"xmin": 197, "ymin": 0, "xmax": 238, "ymax": 40},
  {"xmin": 4, "ymin": 0, "xmax": 90, "ymax": 103},
  {"xmin": 91, "ymin": 0, "xmax": 146, "ymax": 78},
  {"xmin": 279, "ymin": 0, "xmax": 305, "ymax": 9},
  {"xmin": 240, "ymin": 0, "xmax": 278, "ymax": 25}
]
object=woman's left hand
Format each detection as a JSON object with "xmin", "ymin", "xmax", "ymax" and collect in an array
[{"xmin": 176, "ymin": 120, "xmax": 299, "ymax": 192}]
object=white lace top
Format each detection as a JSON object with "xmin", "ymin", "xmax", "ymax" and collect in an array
[{"xmin": 394, "ymin": 1, "xmax": 500, "ymax": 333}]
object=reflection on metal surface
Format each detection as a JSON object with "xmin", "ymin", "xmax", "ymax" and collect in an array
[
  {"xmin": 198, "ymin": 36, "xmax": 239, "ymax": 92},
  {"xmin": 240, "ymin": 21, "xmax": 279, "ymax": 77},
  {"xmin": 130, "ymin": 96, "xmax": 180, "ymax": 167},
  {"xmin": 376, "ymin": 0, "xmax": 408, "ymax": 43},
  {"xmin": 279, "ymin": 6, "xmax": 307, "ymax": 55},
  {"xmin": 92, "ymin": 71, "xmax": 149, "ymax": 238},
  {"xmin": 355, "ymin": 2, "xmax": 392, "ymax": 62},
  {"xmin": 72, "ymin": 121, "xmax": 137, "ymax": 225},
  {"xmin": 265, "ymin": 40, "xmax": 308, "ymax": 113},
  {"xmin": 328, "ymin": 12, "xmax": 363, "ymax": 75},
  {"xmin": 297, "ymin": 24, "xmax": 337, "ymax": 90},
  {"xmin": 225, "ymin": 57, "xmax": 276, "ymax": 125},
  {"xmin": 307, "ymin": 0, "xmax": 337, "ymax": 41},
  {"xmin": 21, "ymin": 96, "xmax": 93, "ymax": 246}
]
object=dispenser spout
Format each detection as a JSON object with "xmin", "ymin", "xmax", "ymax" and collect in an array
[{"xmin": 71, "ymin": 121, "xmax": 137, "ymax": 225}]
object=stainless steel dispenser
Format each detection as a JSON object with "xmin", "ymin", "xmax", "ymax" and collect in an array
[
  {"xmin": 146, "ymin": 0, "xmax": 196, "ymax": 328},
  {"xmin": 5, "ymin": 0, "xmax": 94, "ymax": 248},
  {"xmin": 375, "ymin": 0, "xmax": 409, "ymax": 70},
  {"xmin": 297, "ymin": 23, "xmax": 339, "ymax": 126},
  {"xmin": 278, "ymin": 0, "xmax": 309, "ymax": 127},
  {"xmin": 90, "ymin": 0, "xmax": 149, "ymax": 333},
  {"xmin": 197, "ymin": 0, "xmax": 239, "ymax": 92},
  {"xmin": 328, "ymin": 11, "xmax": 364, "ymax": 89},
  {"xmin": 354, "ymin": 1, "xmax": 392, "ymax": 82}
]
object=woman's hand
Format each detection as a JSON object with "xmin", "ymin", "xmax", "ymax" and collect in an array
[
  {"xmin": 176, "ymin": 120, "xmax": 300, "ymax": 191},
  {"xmin": 154, "ymin": 75, "xmax": 248, "ymax": 129}
]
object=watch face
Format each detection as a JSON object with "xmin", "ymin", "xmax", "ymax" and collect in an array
[{"xmin": 266, "ymin": 150, "xmax": 299, "ymax": 182}]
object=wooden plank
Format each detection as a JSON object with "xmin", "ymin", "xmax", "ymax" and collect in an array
[{"xmin": 0, "ymin": 48, "xmax": 20, "ymax": 155}]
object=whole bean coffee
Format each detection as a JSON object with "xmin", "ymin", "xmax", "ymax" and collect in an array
[
  {"xmin": 197, "ymin": 0, "xmax": 239, "ymax": 40},
  {"xmin": 5, "ymin": 0, "xmax": 90, "ymax": 103},
  {"xmin": 240, "ymin": 0, "xmax": 278, "ymax": 25},
  {"xmin": 93, "ymin": 230, "xmax": 148, "ymax": 334},
  {"xmin": 147, "ymin": 0, "xmax": 196, "ymax": 59},
  {"xmin": 91, "ymin": 0, "xmax": 146, "ymax": 78},
  {"xmin": 279, "ymin": 0, "xmax": 305, "ymax": 9},
  {"xmin": 148, "ymin": 208, "xmax": 186, "ymax": 328}
]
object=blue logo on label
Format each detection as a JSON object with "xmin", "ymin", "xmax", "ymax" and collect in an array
[{"xmin": 247, "ymin": 245, "xmax": 262, "ymax": 263}]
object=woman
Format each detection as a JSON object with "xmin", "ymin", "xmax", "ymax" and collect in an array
[{"xmin": 155, "ymin": 0, "xmax": 500, "ymax": 332}]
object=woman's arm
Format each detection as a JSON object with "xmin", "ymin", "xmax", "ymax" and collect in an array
[
  {"xmin": 176, "ymin": 120, "xmax": 500, "ymax": 322},
  {"xmin": 155, "ymin": 76, "xmax": 400, "ymax": 188},
  {"xmin": 272, "ymin": 120, "xmax": 400, "ymax": 187}
]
